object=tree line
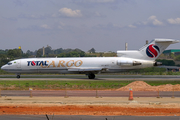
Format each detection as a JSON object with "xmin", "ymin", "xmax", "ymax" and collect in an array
[{"xmin": 0, "ymin": 46, "xmax": 96, "ymax": 67}]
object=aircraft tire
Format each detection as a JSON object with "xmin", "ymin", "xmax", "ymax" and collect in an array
[
  {"xmin": 17, "ymin": 75, "xmax": 20, "ymax": 79},
  {"xmin": 88, "ymin": 73, "xmax": 95, "ymax": 79}
]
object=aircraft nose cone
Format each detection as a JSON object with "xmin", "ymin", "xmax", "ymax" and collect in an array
[
  {"xmin": 1, "ymin": 65, "xmax": 6, "ymax": 70},
  {"xmin": 1, "ymin": 66, "xmax": 4, "ymax": 70}
]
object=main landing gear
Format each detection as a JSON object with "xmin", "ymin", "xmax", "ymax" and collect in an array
[
  {"xmin": 88, "ymin": 73, "xmax": 95, "ymax": 79},
  {"xmin": 16, "ymin": 75, "xmax": 20, "ymax": 79}
]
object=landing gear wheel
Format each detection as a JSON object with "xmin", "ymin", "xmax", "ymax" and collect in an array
[
  {"xmin": 88, "ymin": 73, "xmax": 95, "ymax": 79},
  {"xmin": 17, "ymin": 75, "xmax": 20, "ymax": 79}
]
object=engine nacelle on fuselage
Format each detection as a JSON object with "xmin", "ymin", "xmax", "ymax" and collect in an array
[{"xmin": 117, "ymin": 60, "xmax": 142, "ymax": 67}]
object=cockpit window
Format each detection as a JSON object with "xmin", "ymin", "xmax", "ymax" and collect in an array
[{"xmin": 7, "ymin": 62, "xmax": 12, "ymax": 65}]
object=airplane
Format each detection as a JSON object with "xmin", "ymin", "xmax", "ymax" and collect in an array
[{"xmin": 1, "ymin": 38, "xmax": 179, "ymax": 79}]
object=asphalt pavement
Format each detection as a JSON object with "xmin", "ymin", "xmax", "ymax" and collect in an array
[
  {"xmin": 0, "ymin": 90, "xmax": 179, "ymax": 98},
  {"xmin": 0, "ymin": 75, "xmax": 180, "ymax": 81}
]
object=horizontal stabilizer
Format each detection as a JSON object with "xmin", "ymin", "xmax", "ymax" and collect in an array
[{"xmin": 154, "ymin": 39, "xmax": 179, "ymax": 43}]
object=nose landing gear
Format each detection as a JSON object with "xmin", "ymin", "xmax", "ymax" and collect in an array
[{"xmin": 16, "ymin": 75, "xmax": 20, "ymax": 79}]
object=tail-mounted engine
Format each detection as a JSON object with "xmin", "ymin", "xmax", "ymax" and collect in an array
[{"xmin": 117, "ymin": 60, "xmax": 142, "ymax": 67}]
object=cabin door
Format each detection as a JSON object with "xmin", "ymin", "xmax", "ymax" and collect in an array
[{"xmin": 17, "ymin": 60, "xmax": 21, "ymax": 68}]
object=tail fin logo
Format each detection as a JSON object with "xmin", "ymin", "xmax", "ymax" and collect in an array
[{"xmin": 146, "ymin": 44, "xmax": 160, "ymax": 58}]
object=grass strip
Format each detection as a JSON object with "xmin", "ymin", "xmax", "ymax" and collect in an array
[
  {"xmin": 0, "ymin": 80, "xmax": 180, "ymax": 90},
  {"xmin": 0, "ymin": 80, "xmax": 130, "ymax": 90}
]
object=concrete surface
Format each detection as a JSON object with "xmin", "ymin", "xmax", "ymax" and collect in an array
[{"xmin": 0, "ymin": 97, "xmax": 180, "ymax": 106}]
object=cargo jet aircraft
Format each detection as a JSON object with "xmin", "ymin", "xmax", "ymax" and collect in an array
[{"xmin": 1, "ymin": 39, "xmax": 179, "ymax": 79}]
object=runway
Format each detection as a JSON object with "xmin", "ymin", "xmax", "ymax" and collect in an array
[{"xmin": 0, "ymin": 75, "xmax": 180, "ymax": 81}]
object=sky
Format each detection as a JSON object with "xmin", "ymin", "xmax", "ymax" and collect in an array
[{"xmin": 0, "ymin": 0, "xmax": 180, "ymax": 53}]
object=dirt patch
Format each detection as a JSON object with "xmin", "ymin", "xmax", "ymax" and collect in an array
[
  {"xmin": 0, "ymin": 105, "xmax": 180, "ymax": 116},
  {"xmin": 1, "ymin": 81, "xmax": 180, "ymax": 116},
  {"xmin": 116, "ymin": 81, "xmax": 180, "ymax": 91}
]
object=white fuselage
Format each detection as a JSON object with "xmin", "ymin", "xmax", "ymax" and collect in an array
[
  {"xmin": 1, "ymin": 57, "xmax": 154, "ymax": 74},
  {"xmin": 1, "ymin": 38, "xmax": 179, "ymax": 79}
]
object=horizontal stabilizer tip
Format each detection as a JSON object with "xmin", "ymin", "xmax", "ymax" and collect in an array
[{"xmin": 154, "ymin": 39, "xmax": 179, "ymax": 44}]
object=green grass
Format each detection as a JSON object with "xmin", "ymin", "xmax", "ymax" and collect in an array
[
  {"xmin": 0, "ymin": 80, "xmax": 180, "ymax": 90},
  {"xmin": 0, "ymin": 80, "xmax": 130, "ymax": 90}
]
